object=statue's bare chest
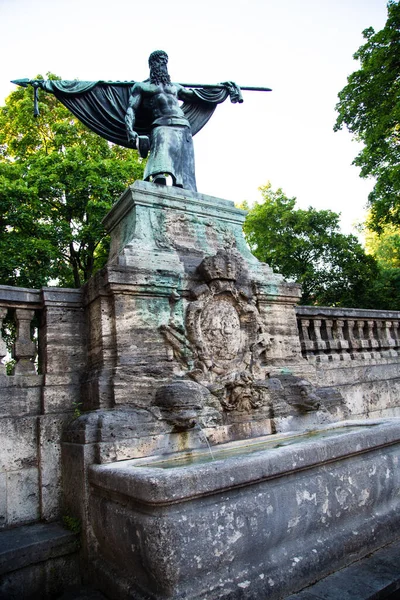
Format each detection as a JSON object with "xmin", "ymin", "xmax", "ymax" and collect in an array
[{"xmin": 142, "ymin": 84, "xmax": 182, "ymax": 117}]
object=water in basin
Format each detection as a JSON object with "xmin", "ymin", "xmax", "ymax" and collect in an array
[{"xmin": 135, "ymin": 423, "xmax": 378, "ymax": 469}]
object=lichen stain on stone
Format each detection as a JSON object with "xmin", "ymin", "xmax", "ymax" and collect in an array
[
  {"xmin": 358, "ymin": 488, "xmax": 370, "ymax": 506},
  {"xmin": 177, "ymin": 431, "xmax": 189, "ymax": 452},
  {"xmin": 287, "ymin": 515, "xmax": 300, "ymax": 529},
  {"xmin": 249, "ymin": 516, "xmax": 258, "ymax": 533},
  {"xmin": 296, "ymin": 489, "xmax": 317, "ymax": 505},
  {"xmin": 237, "ymin": 580, "xmax": 251, "ymax": 589},
  {"xmin": 227, "ymin": 530, "xmax": 243, "ymax": 546},
  {"xmin": 335, "ymin": 487, "xmax": 350, "ymax": 506},
  {"xmin": 235, "ymin": 515, "xmax": 245, "ymax": 528},
  {"xmin": 321, "ymin": 496, "xmax": 330, "ymax": 515}
]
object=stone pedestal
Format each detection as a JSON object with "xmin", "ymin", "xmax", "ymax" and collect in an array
[{"xmin": 83, "ymin": 181, "xmax": 307, "ymax": 420}]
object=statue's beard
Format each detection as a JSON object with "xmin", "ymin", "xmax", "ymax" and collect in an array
[{"xmin": 149, "ymin": 63, "xmax": 171, "ymax": 85}]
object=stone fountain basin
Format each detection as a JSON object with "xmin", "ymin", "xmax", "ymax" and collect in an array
[{"xmin": 88, "ymin": 419, "xmax": 400, "ymax": 599}]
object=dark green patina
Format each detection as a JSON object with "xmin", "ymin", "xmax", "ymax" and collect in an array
[{"xmin": 12, "ymin": 51, "xmax": 271, "ymax": 192}]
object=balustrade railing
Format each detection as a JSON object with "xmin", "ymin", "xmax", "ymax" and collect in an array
[
  {"xmin": 0, "ymin": 286, "xmax": 41, "ymax": 375},
  {"xmin": 296, "ymin": 306, "xmax": 400, "ymax": 362}
]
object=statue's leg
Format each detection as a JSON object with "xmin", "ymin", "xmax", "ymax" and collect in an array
[
  {"xmin": 144, "ymin": 126, "xmax": 197, "ymax": 192},
  {"xmin": 180, "ymin": 128, "xmax": 197, "ymax": 192}
]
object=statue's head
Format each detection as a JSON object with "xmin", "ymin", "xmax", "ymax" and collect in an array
[
  {"xmin": 148, "ymin": 50, "xmax": 168, "ymax": 68},
  {"xmin": 148, "ymin": 50, "xmax": 171, "ymax": 85}
]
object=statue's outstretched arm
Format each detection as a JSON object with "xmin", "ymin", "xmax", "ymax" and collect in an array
[{"xmin": 176, "ymin": 84, "xmax": 196, "ymax": 102}]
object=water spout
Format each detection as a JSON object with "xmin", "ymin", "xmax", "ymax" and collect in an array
[{"xmin": 195, "ymin": 423, "xmax": 215, "ymax": 460}]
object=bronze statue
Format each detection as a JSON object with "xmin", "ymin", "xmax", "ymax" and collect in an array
[
  {"xmin": 12, "ymin": 52, "xmax": 271, "ymax": 192},
  {"xmin": 126, "ymin": 50, "xmax": 215, "ymax": 191}
]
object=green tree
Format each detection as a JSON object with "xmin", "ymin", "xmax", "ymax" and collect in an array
[
  {"xmin": 243, "ymin": 183, "xmax": 380, "ymax": 307},
  {"xmin": 334, "ymin": 1, "xmax": 400, "ymax": 231},
  {"xmin": 363, "ymin": 221, "xmax": 400, "ymax": 309},
  {"xmin": 365, "ymin": 222, "xmax": 400, "ymax": 268},
  {"xmin": 0, "ymin": 75, "xmax": 144, "ymax": 288}
]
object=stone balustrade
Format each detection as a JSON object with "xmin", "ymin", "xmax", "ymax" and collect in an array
[
  {"xmin": 0, "ymin": 285, "xmax": 85, "ymax": 380},
  {"xmin": 0, "ymin": 285, "xmax": 85, "ymax": 530},
  {"xmin": 296, "ymin": 306, "xmax": 400, "ymax": 362},
  {"xmin": 0, "ymin": 286, "xmax": 41, "ymax": 375},
  {"xmin": 1, "ymin": 283, "xmax": 399, "ymax": 374}
]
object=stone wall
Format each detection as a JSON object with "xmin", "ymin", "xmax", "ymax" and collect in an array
[
  {"xmin": 1, "ymin": 286, "xmax": 400, "ymax": 532},
  {"xmin": 0, "ymin": 286, "xmax": 85, "ymax": 530}
]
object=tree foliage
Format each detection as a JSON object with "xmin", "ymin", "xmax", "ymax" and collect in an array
[
  {"xmin": 365, "ymin": 222, "xmax": 400, "ymax": 268},
  {"xmin": 334, "ymin": 1, "xmax": 400, "ymax": 231},
  {"xmin": 363, "ymin": 221, "xmax": 400, "ymax": 309},
  {"xmin": 243, "ymin": 183, "xmax": 380, "ymax": 307},
  {"xmin": 0, "ymin": 75, "xmax": 144, "ymax": 288}
]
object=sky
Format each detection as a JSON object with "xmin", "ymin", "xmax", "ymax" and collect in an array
[{"xmin": 0, "ymin": 0, "xmax": 389, "ymax": 234}]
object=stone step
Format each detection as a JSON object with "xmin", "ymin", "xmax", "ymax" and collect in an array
[
  {"xmin": 0, "ymin": 521, "xmax": 80, "ymax": 599},
  {"xmin": 285, "ymin": 538, "xmax": 400, "ymax": 600}
]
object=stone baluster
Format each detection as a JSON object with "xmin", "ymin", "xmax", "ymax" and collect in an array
[
  {"xmin": 375, "ymin": 321, "xmax": 385, "ymax": 357},
  {"xmin": 383, "ymin": 321, "xmax": 397, "ymax": 357},
  {"xmin": 366, "ymin": 320, "xmax": 380, "ymax": 359},
  {"xmin": 312, "ymin": 320, "xmax": 322, "ymax": 342},
  {"xmin": 333, "ymin": 319, "xmax": 345, "ymax": 341},
  {"xmin": 325, "ymin": 319, "xmax": 339, "ymax": 361},
  {"xmin": 392, "ymin": 321, "xmax": 400, "ymax": 356},
  {"xmin": 325, "ymin": 320, "xmax": 333, "ymax": 341},
  {"xmin": 312, "ymin": 319, "xmax": 328, "ymax": 362},
  {"xmin": 13, "ymin": 309, "xmax": 37, "ymax": 374},
  {"xmin": 345, "ymin": 320, "xmax": 355, "ymax": 342},
  {"xmin": 333, "ymin": 319, "xmax": 350, "ymax": 361},
  {"xmin": 298, "ymin": 319, "xmax": 315, "ymax": 359},
  {"xmin": 0, "ymin": 307, "xmax": 8, "ymax": 375},
  {"xmin": 354, "ymin": 320, "xmax": 369, "ymax": 359},
  {"xmin": 347, "ymin": 320, "xmax": 360, "ymax": 359},
  {"xmin": 299, "ymin": 319, "xmax": 310, "ymax": 342},
  {"xmin": 355, "ymin": 320, "xmax": 364, "ymax": 340}
]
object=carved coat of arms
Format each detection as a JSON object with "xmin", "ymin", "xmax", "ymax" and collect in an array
[{"xmin": 161, "ymin": 249, "xmax": 271, "ymax": 412}]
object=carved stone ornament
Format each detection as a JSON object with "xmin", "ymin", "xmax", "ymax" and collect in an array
[
  {"xmin": 160, "ymin": 249, "xmax": 271, "ymax": 412},
  {"xmin": 152, "ymin": 211, "xmax": 236, "ymax": 253}
]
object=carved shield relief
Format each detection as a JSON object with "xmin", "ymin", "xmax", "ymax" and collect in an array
[
  {"xmin": 184, "ymin": 250, "xmax": 270, "ymax": 381},
  {"xmin": 200, "ymin": 297, "xmax": 241, "ymax": 361},
  {"xmin": 160, "ymin": 249, "xmax": 271, "ymax": 411}
]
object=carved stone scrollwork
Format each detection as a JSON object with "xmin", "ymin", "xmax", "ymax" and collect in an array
[
  {"xmin": 209, "ymin": 371, "xmax": 268, "ymax": 413},
  {"xmin": 160, "ymin": 249, "xmax": 271, "ymax": 413}
]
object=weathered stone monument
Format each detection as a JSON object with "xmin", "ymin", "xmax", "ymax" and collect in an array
[
  {"xmin": 66, "ymin": 179, "xmax": 400, "ymax": 600},
  {"xmin": 3, "ymin": 53, "xmax": 400, "ymax": 599}
]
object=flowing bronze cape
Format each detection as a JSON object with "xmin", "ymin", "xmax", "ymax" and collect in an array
[{"xmin": 33, "ymin": 80, "xmax": 235, "ymax": 148}]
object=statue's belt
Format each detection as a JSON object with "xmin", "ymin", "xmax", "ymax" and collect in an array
[{"xmin": 151, "ymin": 116, "xmax": 191, "ymax": 128}]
